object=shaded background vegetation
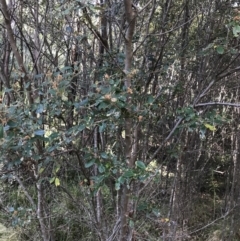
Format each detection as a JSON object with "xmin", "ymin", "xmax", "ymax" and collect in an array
[{"xmin": 1, "ymin": 0, "xmax": 240, "ymax": 240}]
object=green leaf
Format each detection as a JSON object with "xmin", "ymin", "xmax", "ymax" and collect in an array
[
  {"xmin": 85, "ymin": 159, "xmax": 95, "ymax": 168},
  {"xmin": 136, "ymin": 161, "xmax": 146, "ymax": 170},
  {"xmin": 55, "ymin": 165, "xmax": 60, "ymax": 173},
  {"xmin": 233, "ymin": 25, "xmax": 240, "ymax": 36},
  {"xmin": 98, "ymin": 164, "xmax": 105, "ymax": 173},
  {"xmin": 231, "ymin": 48, "xmax": 238, "ymax": 54},
  {"xmin": 204, "ymin": 123, "xmax": 216, "ymax": 131},
  {"xmin": 77, "ymin": 124, "xmax": 86, "ymax": 131},
  {"xmin": 35, "ymin": 74, "xmax": 44, "ymax": 79},
  {"xmin": 24, "ymin": 82, "xmax": 30, "ymax": 89},
  {"xmin": 34, "ymin": 129, "xmax": 45, "ymax": 136},
  {"xmin": 147, "ymin": 95, "xmax": 154, "ymax": 104},
  {"xmin": 97, "ymin": 102, "xmax": 109, "ymax": 110},
  {"xmin": 79, "ymin": 98, "xmax": 88, "ymax": 106},
  {"xmin": 216, "ymin": 46, "xmax": 224, "ymax": 54},
  {"xmin": 49, "ymin": 132, "xmax": 59, "ymax": 140},
  {"xmin": 100, "ymin": 152, "xmax": 108, "ymax": 159},
  {"xmin": 7, "ymin": 120, "xmax": 18, "ymax": 128},
  {"xmin": 122, "ymin": 169, "xmax": 134, "ymax": 178},
  {"xmin": 115, "ymin": 182, "xmax": 121, "ymax": 190},
  {"xmin": 50, "ymin": 177, "xmax": 55, "ymax": 184},
  {"xmin": 118, "ymin": 176, "xmax": 125, "ymax": 184},
  {"xmin": 36, "ymin": 104, "xmax": 44, "ymax": 114},
  {"xmin": 0, "ymin": 125, "xmax": 4, "ymax": 139},
  {"xmin": 55, "ymin": 177, "xmax": 60, "ymax": 186}
]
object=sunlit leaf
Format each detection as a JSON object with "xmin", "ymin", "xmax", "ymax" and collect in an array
[
  {"xmin": 55, "ymin": 165, "xmax": 60, "ymax": 173},
  {"xmin": 204, "ymin": 123, "xmax": 216, "ymax": 131},
  {"xmin": 55, "ymin": 177, "xmax": 60, "ymax": 186}
]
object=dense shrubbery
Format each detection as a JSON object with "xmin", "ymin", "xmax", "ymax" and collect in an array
[{"xmin": 1, "ymin": 0, "xmax": 240, "ymax": 240}]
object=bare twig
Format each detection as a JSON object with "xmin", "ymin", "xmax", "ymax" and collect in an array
[
  {"xmin": 189, "ymin": 210, "xmax": 232, "ymax": 235},
  {"xmin": 13, "ymin": 173, "xmax": 36, "ymax": 209},
  {"xmin": 195, "ymin": 102, "xmax": 240, "ymax": 108},
  {"xmin": 106, "ymin": 218, "xmax": 121, "ymax": 241},
  {"xmin": 147, "ymin": 117, "xmax": 184, "ymax": 163},
  {"xmin": 193, "ymin": 80, "xmax": 215, "ymax": 106}
]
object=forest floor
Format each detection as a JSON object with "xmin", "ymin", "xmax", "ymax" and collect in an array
[{"xmin": 0, "ymin": 224, "xmax": 18, "ymax": 241}]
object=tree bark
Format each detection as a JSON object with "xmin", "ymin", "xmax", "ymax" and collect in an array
[{"xmin": 120, "ymin": 1, "xmax": 137, "ymax": 240}]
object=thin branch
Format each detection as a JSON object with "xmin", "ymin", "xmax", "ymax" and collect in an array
[
  {"xmin": 13, "ymin": 173, "xmax": 36, "ymax": 209},
  {"xmin": 216, "ymin": 53, "xmax": 240, "ymax": 79},
  {"xmin": 193, "ymin": 80, "xmax": 215, "ymax": 106},
  {"xmin": 189, "ymin": 209, "xmax": 232, "ymax": 235},
  {"xmin": 195, "ymin": 102, "xmax": 240, "ymax": 108},
  {"xmin": 106, "ymin": 217, "xmax": 121, "ymax": 241},
  {"xmin": 80, "ymin": 7, "xmax": 125, "ymax": 75},
  {"xmin": 151, "ymin": 15, "xmax": 196, "ymax": 36},
  {"xmin": 217, "ymin": 65, "xmax": 240, "ymax": 80},
  {"xmin": 147, "ymin": 117, "xmax": 184, "ymax": 163}
]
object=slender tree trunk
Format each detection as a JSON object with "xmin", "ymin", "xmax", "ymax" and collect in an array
[{"xmin": 120, "ymin": 1, "xmax": 137, "ymax": 240}]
